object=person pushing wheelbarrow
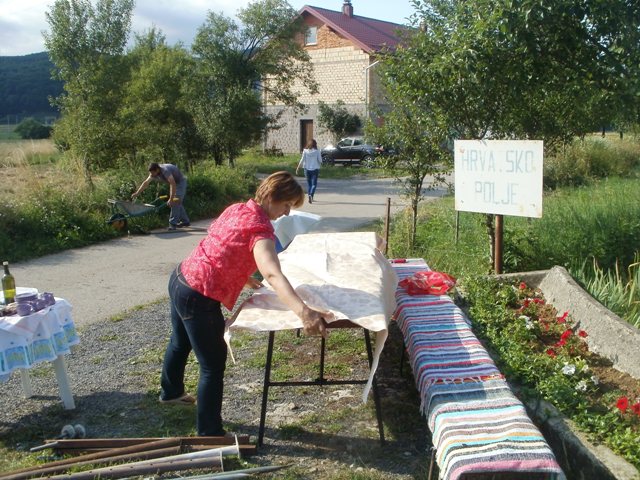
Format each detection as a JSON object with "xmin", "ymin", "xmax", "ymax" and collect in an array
[{"xmin": 132, "ymin": 162, "xmax": 190, "ymax": 230}]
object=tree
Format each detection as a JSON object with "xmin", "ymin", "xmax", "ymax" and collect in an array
[
  {"xmin": 187, "ymin": 0, "xmax": 317, "ymax": 165},
  {"xmin": 119, "ymin": 30, "xmax": 205, "ymax": 170},
  {"xmin": 367, "ymin": 98, "xmax": 451, "ymax": 250},
  {"xmin": 44, "ymin": 0, "xmax": 134, "ymax": 182},
  {"xmin": 401, "ymin": 0, "xmax": 640, "ymax": 149},
  {"xmin": 371, "ymin": 0, "xmax": 640, "ymax": 251},
  {"xmin": 317, "ymin": 100, "xmax": 362, "ymax": 143},
  {"xmin": 14, "ymin": 118, "xmax": 53, "ymax": 139}
]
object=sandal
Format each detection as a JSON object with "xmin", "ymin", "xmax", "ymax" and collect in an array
[{"xmin": 159, "ymin": 393, "xmax": 196, "ymax": 405}]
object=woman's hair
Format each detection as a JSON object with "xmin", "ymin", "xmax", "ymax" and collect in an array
[
  {"xmin": 255, "ymin": 171, "xmax": 304, "ymax": 208},
  {"xmin": 306, "ymin": 139, "xmax": 318, "ymax": 150}
]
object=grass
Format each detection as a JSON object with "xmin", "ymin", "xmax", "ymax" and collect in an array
[
  {"xmin": 503, "ymin": 177, "xmax": 640, "ymax": 273},
  {"xmin": 0, "ymin": 125, "xmax": 20, "ymax": 140},
  {"xmin": 2, "ymin": 133, "xmax": 639, "ymax": 475},
  {"xmin": 0, "ymin": 141, "xmax": 388, "ymax": 263},
  {"xmin": 570, "ymin": 256, "xmax": 640, "ymax": 328},
  {"xmin": 235, "ymin": 148, "xmax": 392, "ymax": 180}
]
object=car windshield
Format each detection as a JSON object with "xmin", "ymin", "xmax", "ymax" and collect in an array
[{"xmin": 337, "ymin": 139, "xmax": 351, "ymax": 147}]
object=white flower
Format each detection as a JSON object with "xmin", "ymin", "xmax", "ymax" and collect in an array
[
  {"xmin": 575, "ymin": 380, "xmax": 588, "ymax": 392},
  {"xmin": 591, "ymin": 375, "xmax": 599, "ymax": 385},
  {"xmin": 581, "ymin": 365, "xmax": 590, "ymax": 373},
  {"xmin": 519, "ymin": 315, "xmax": 535, "ymax": 330},
  {"xmin": 561, "ymin": 364, "xmax": 576, "ymax": 376}
]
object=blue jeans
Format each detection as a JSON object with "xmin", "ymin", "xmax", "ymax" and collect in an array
[
  {"xmin": 169, "ymin": 180, "xmax": 190, "ymax": 226},
  {"xmin": 305, "ymin": 169, "xmax": 319, "ymax": 197},
  {"xmin": 161, "ymin": 266, "xmax": 227, "ymax": 436}
]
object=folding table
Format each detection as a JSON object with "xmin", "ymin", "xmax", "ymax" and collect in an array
[{"xmin": 230, "ymin": 232, "xmax": 398, "ymax": 447}]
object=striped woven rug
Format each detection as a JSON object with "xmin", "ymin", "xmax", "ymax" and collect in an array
[{"xmin": 392, "ymin": 259, "xmax": 565, "ymax": 480}]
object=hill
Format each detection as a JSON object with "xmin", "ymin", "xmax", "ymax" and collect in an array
[{"xmin": 0, "ymin": 52, "xmax": 63, "ymax": 123}]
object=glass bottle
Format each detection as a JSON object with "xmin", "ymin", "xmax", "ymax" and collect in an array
[{"xmin": 2, "ymin": 261, "xmax": 16, "ymax": 305}]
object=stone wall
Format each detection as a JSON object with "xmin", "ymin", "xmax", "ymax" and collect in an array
[{"xmin": 263, "ymin": 103, "xmax": 366, "ymax": 154}]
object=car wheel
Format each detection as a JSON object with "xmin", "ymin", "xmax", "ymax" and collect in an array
[
  {"xmin": 322, "ymin": 154, "xmax": 334, "ymax": 166},
  {"xmin": 361, "ymin": 155, "xmax": 375, "ymax": 168}
]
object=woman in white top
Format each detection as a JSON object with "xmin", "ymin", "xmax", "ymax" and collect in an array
[{"xmin": 296, "ymin": 139, "xmax": 322, "ymax": 204}]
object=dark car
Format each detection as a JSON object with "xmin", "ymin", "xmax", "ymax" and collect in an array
[{"xmin": 321, "ymin": 136, "xmax": 377, "ymax": 167}]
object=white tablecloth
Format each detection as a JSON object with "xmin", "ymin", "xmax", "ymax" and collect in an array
[
  {"xmin": 0, "ymin": 299, "xmax": 79, "ymax": 383},
  {"xmin": 230, "ymin": 231, "xmax": 398, "ymax": 401}
]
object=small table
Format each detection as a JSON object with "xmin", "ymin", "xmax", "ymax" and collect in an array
[
  {"xmin": 0, "ymin": 298, "xmax": 79, "ymax": 409},
  {"xmin": 230, "ymin": 232, "xmax": 398, "ymax": 447},
  {"xmin": 257, "ymin": 320, "xmax": 385, "ymax": 447}
]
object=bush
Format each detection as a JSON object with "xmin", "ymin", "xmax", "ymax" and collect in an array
[
  {"xmin": 14, "ymin": 118, "xmax": 52, "ymax": 139},
  {"xmin": 504, "ymin": 177, "xmax": 640, "ymax": 272},
  {"xmin": 0, "ymin": 161, "xmax": 258, "ymax": 262},
  {"xmin": 544, "ymin": 136, "xmax": 640, "ymax": 189}
]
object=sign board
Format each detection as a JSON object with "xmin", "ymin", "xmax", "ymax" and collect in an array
[{"xmin": 454, "ymin": 140, "xmax": 543, "ymax": 218}]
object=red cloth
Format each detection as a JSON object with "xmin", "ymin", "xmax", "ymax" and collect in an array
[
  {"xmin": 398, "ymin": 270, "xmax": 457, "ymax": 296},
  {"xmin": 181, "ymin": 199, "xmax": 275, "ymax": 309}
]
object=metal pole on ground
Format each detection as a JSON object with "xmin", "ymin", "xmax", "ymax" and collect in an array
[{"xmin": 494, "ymin": 214, "xmax": 503, "ymax": 274}]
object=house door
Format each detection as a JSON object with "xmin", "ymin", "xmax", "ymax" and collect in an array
[{"xmin": 300, "ymin": 120, "xmax": 313, "ymax": 151}]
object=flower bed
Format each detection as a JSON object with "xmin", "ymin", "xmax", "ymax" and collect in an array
[{"xmin": 457, "ymin": 274, "xmax": 640, "ymax": 477}]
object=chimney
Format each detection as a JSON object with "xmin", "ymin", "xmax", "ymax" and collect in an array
[{"xmin": 342, "ymin": 0, "xmax": 353, "ymax": 18}]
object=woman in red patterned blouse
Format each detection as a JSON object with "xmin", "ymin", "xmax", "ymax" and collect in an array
[{"xmin": 159, "ymin": 171, "xmax": 332, "ymax": 436}]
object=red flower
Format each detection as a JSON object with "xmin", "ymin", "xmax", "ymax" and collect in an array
[
  {"xmin": 632, "ymin": 402, "xmax": 640, "ymax": 416},
  {"xmin": 519, "ymin": 282, "xmax": 527, "ymax": 290},
  {"xmin": 616, "ymin": 396, "xmax": 629, "ymax": 413},
  {"xmin": 557, "ymin": 311, "xmax": 569, "ymax": 324},
  {"xmin": 555, "ymin": 339, "xmax": 566, "ymax": 347},
  {"xmin": 560, "ymin": 329, "xmax": 573, "ymax": 341},
  {"xmin": 523, "ymin": 299, "xmax": 530, "ymax": 308},
  {"xmin": 533, "ymin": 298, "xmax": 544, "ymax": 304},
  {"xmin": 546, "ymin": 348, "xmax": 556, "ymax": 357},
  {"xmin": 578, "ymin": 330, "xmax": 588, "ymax": 338}
]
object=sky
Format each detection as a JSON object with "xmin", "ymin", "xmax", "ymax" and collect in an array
[{"xmin": 0, "ymin": 0, "xmax": 417, "ymax": 57}]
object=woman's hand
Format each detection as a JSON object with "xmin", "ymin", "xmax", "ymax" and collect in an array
[
  {"xmin": 300, "ymin": 306, "xmax": 334, "ymax": 337},
  {"xmin": 244, "ymin": 277, "xmax": 263, "ymax": 289}
]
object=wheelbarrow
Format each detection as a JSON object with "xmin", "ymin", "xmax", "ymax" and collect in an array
[{"xmin": 106, "ymin": 195, "xmax": 168, "ymax": 233}]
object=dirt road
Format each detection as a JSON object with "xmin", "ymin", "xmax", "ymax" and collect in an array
[{"xmin": 13, "ymin": 176, "xmax": 446, "ymax": 327}]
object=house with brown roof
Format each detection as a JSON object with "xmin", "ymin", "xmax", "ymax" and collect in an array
[{"xmin": 263, "ymin": 1, "xmax": 406, "ymax": 153}]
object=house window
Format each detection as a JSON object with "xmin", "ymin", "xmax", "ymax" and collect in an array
[{"xmin": 305, "ymin": 26, "xmax": 318, "ymax": 45}]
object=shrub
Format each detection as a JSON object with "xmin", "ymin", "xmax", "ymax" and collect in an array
[
  {"xmin": 14, "ymin": 118, "xmax": 52, "ymax": 140},
  {"xmin": 544, "ymin": 136, "xmax": 640, "ymax": 189},
  {"xmin": 0, "ymin": 161, "xmax": 258, "ymax": 262},
  {"xmin": 504, "ymin": 177, "xmax": 640, "ymax": 272}
]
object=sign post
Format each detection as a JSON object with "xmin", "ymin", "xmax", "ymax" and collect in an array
[{"xmin": 454, "ymin": 140, "xmax": 544, "ymax": 273}]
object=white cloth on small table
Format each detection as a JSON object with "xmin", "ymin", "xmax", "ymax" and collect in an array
[
  {"xmin": 0, "ymin": 298, "xmax": 79, "ymax": 409},
  {"xmin": 229, "ymin": 231, "xmax": 398, "ymax": 401}
]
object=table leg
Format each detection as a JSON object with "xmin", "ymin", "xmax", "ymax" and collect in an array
[
  {"xmin": 363, "ymin": 329, "xmax": 385, "ymax": 445},
  {"xmin": 19, "ymin": 369, "xmax": 33, "ymax": 398},
  {"xmin": 318, "ymin": 336, "xmax": 326, "ymax": 383},
  {"xmin": 52, "ymin": 355, "xmax": 75, "ymax": 410},
  {"xmin": 258, "ymin": 331, "xmax": 276, "ymax": 447}
]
